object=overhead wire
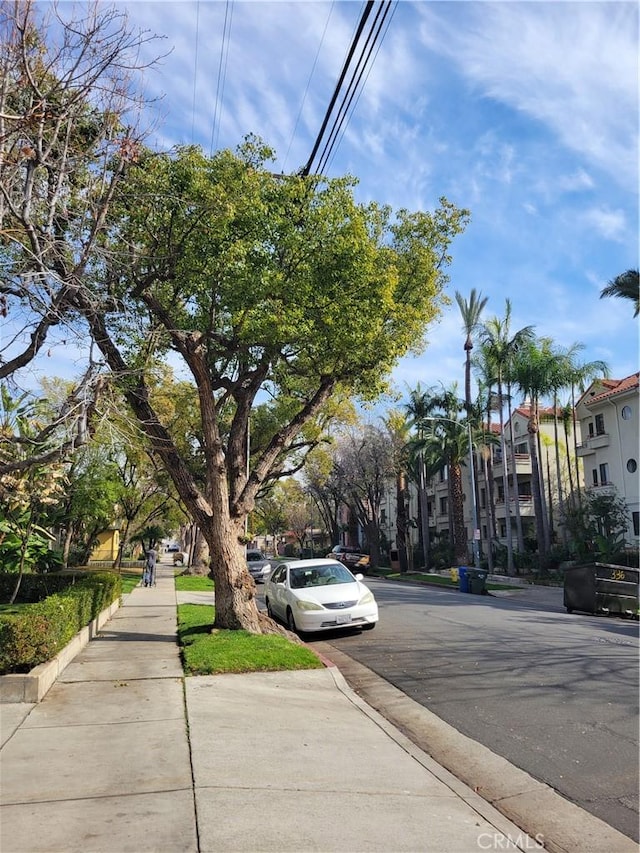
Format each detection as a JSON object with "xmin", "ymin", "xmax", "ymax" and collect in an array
[
  {"xmin": 210, "ymin": 0, "xmax": 234, "ymax": 155},
  {"xmin": 190, "ymin": 0, "xmax": 201, "ymax": 144},
  {"xmin": 301, "ymin": 0, "xmax": 396, "ymax": 177},
  {"xmin": 316, "ymin": 0, "xmax": 396, "ymax": 176},
  {"xmin": 282, "ymin": 1, "xmax": 336, "ymax": 173}
]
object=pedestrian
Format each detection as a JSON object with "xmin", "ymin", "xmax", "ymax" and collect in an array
[{"xmin": 143, "ymin": 546, "xmax": 157, "ymax": 587}]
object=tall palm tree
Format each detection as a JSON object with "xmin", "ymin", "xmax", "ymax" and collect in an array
[
  {"xmin": 404, "ymin": 383, "xmax": 442, "ymax": 569},
  {"xmin": 600, "ymin": 269, "xmax": 639, "ymax": 317},
  {"xmin": 544, "ymin": 342, "xmax": 606, "ymax": 547},
  {"xmin": 471, "ymin": 355, "xmax": 500, "ymax": 571},
  {"xmin": 411, "ymin": 385, "xmax": 469, "ymax": 566},
  {"xmin": 383, "ymin": 410, "xmax": 412, "ymax": 573},
  {"xmin": 512, "ymin": 337, "xmax": 561, "ymax": 558},
  {"xmin": 455, "ymin": 288, "xmax": 489, "ymax": 415},
  {"xmin": 479, "ymin": 301, "xmax": 535, "ymax": 574}
]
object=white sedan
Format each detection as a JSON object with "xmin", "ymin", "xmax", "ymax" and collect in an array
[{"xmin": 264, "ymin": 558, "xmax": 378, "ymax": 635}]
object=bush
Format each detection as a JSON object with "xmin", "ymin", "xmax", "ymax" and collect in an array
[{"xmin": 0, "ymin": 572, "xmax": 121, "ymax": 674}]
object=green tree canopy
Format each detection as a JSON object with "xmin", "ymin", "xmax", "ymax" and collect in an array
[{"xmin": 76, "ymin": 139, "xmax": 469, "ymax": 632}]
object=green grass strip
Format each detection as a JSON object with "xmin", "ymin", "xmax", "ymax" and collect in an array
[
  {"xmin": 174, "ymin": 575, "xmax": 214, "ymax": 592},
  {"xmin": 177, "ymin": 603, "xmax": 323, "ymax": 675}
]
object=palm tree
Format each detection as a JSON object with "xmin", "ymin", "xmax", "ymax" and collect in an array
[
  {"xmin": 410, "ymin": 385, "xmax": 470, "ymax": 566},
  {"xmin": 470, "ymin": 356, "xmax": 500, "ymax": 571},
  {"xmin": 600, "ymin": 269, "xmax": 639, "ymax": 317},
  {"xmin": 455, "ymin": 288, "xmax": 489, "ymax": 415},
  {"xmin": 544, "ymin": 343, "xmax": 607, "ymax": 547},
  {"xmin": 512, "ymin": 337, "xmax": 562, "ymax": 558},
  {"xmin": 404, "ymin": 383, "xmax": 442, "ymax": 570},
  {"xmin": 479, "ymin": 301, "xmax": 535, "ymax": 574}
]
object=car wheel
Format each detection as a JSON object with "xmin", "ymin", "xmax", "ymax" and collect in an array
[
  {"xmin": 362, "ymin": 623, "xmax": 376, "ymax": 631},
  {"xmin": 286, "ymin": 607, "xmax": 297, "ymax": 633},
  {"xmin": 266, "ymin": 598, "xmax": 274, "ymax": 619}
]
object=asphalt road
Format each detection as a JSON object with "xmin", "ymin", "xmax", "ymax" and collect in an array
[{"xmin": 301, "ymin": 578, "xmax": 639, "ymax": 842}]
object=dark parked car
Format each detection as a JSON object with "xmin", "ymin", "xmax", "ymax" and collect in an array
[
  {"xmin": 246, "ymin": 549, "xmax": 273, "ymax": 582},
  {"xmin": 326, "ymin": 545, "xmax": 370, "ymax": 574}
]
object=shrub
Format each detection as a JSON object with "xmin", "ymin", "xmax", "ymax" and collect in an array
[{"xmin": 0, "ymin": 572, "xmax": 121, "ymax": 674}]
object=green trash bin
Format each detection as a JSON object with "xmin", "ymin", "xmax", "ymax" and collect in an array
[{"xmin": 466, "ymin": 568, "xmax": 488, "ymax": 595}]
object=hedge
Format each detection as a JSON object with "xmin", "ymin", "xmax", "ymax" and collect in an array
[{"xmin": 0, "ymin": 572, "xmax": 122, "ymax": 674}]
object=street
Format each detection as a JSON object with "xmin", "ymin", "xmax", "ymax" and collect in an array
[{"xmin": 301, "ymin": 578, "xmax": 639, "ymax": 841}]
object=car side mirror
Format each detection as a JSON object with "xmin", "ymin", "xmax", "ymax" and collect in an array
[{"xmin": 355, "ymin": 573, "xmax": 364, "ymax": 581}]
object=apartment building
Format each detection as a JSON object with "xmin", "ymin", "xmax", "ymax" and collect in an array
[
  {"xmin": 413, "ymin": 408, "xmax": 576, "ymax": 562},
  {"xmin": 575, "ymin": 373, "xmax": 639, "ymax": 545}
]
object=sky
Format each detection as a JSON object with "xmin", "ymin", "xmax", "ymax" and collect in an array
[{"xmin": 15, "ymin": 1, "xmax": 640, "ymax": 407}]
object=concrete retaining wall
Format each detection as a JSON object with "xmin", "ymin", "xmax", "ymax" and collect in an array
[{"xmin": 0, "ymin": 597, "xmax": 121, "ymax": 704}]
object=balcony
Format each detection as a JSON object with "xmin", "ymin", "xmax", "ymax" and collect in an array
[
  {"xmin": 492, "ymin": 452, "xmax": 531, "ymax": 478},
  {"xmin": 585, "ymin": 432, "xmax": 611, "ymax": 451}
]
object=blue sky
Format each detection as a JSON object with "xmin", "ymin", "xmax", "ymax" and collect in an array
[{"xmin": 20, "ymin": 1, "xmax": 640, "ymax": 404}]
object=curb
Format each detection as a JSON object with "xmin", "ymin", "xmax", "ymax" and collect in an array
[
  {"xmin": 320, "ymin": 645, "xmax": 637, "ymax": 853},
  {"xmin": 0, "ymin": 596, "xmax": 121, "ymax": 704}
]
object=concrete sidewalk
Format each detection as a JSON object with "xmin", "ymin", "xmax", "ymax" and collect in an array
[{"xmin": 0, "ymin": 563, "xmax": 635, "ymax": 853}]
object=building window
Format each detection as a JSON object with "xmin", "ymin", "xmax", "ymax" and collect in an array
[
  {"xmin": 627, "ymin": 459, "xmax": 638, "ymax": 473},
  {"xmin": 592, "ymin": 468, "xmax": 598, "ymax": 486},
  {"xmin": 588, "ymin": 422, "xmax": 594, "ymax": 437},
  {"xmin": 633, "ymin": 512, "xmax": 639, "ymax": 536},
  {"xmin": 595, "ymin": 413, "xmax": 605, "ymax": 435},
  {"xmin": 622, "ymin": 405, "xmax": 632, "ymax": 420},
  {"xmin": 439, "ymin": 496, "xmax": 448, "ymax": 515},
  {"xmin": 380, "ymin": 508, "xmax": 386, "ymax": 524},
  {"xmin": 515, "ymin": 442, "xmax": 528, "ymax": 454},
  {"xmin": 480, "ymin": 488, "xmax": 486, "ymax": 509},
  {"xmin": 599, "ymin": 462, "xmax": 609, "ymax": 484}
]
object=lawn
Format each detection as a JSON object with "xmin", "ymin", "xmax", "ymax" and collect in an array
[
  {"xmin": 120, "ymin": 572, "xmax": 143, "ymax": 595},
  {"xmin": 177, "ymin": 603, "xmax": 323, "ymax": 675},
  {"xmin": 381, "ymin": 571, "xmax": 524, "ymax": 591},
  {"xmin": 174, "ymin": 574, "xmax": 214, "ymax": 592}
]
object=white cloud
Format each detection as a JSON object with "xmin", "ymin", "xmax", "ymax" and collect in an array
[
  {"xmin": 415, "ymin": 2, "xmax": 639, "ymax": 188},
  {"xmin": 582, "ymin": 206, "xmax": 628, "ymax": 241}
]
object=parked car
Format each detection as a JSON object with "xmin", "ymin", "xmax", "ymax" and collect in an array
[
  {"xmin": 264, "ymin": 558, "xmax": 378, "ymax": 634},
  {"xmin": 326, "ymin": 544, "xmax": 370, "ymax": 573},
  {"xmin": 246, "ymin": 549, "xmax": 273, "ymax": 582}
]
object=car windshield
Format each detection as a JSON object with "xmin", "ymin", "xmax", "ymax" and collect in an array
[{"xmin": 289, "ymin": 564, "xmax": 356, "ymax": 589}]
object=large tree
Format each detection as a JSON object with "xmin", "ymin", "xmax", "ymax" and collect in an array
[
  {"xmin": 0, "ymin": 0, "xmax": 159, "ymax": 469},
  {"xmin": 455, "ymin": 288, "xmax": 488, "ymax": 415},
  {"xmin": 80, "ymin": 141, "xmax": 469, "ymax": 632},
  {"xmin": 479, "ymin": 301, "xmax": 535, "ymax": 574}
]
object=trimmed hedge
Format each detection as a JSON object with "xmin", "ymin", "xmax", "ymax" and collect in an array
[
  {"xmin": 0, "ymin": 572, "xmax": 121, "ymax": 674},
  {"xmin": 0, "ymin": 573, "xmax": 80, "ymax": 604}
]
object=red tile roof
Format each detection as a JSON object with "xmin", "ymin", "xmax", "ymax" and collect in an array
[{"xmin": 582, "ymin": 372, "xmax": 639, "ymax": 406}]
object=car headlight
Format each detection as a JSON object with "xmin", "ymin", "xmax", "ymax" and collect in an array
[
  {"xmin": 295, "ymin": 599, "xmax": 324, "ymax": 611},
  {"xmin": 358, "ymin": 591, "xmax": 374, "ymax": 605}
]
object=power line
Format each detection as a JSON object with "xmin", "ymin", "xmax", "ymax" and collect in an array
[
  {"xmin": 282, "ymin": 2, "xmax": 336, "ymax": 173},
  {"xmin": 317, "ymin": 0, "xmax": 396, "ymax": 176},
  {"xmin": 210, "ymin": 0, "xmax": 234, "ymax": 156},
  {"xmin": 190, "ymin": 0, "xmax": 201, "ymax": 144},
  {"xmin": 301, "ymin": 0, "xmax": 396, "ymax": 177}
]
